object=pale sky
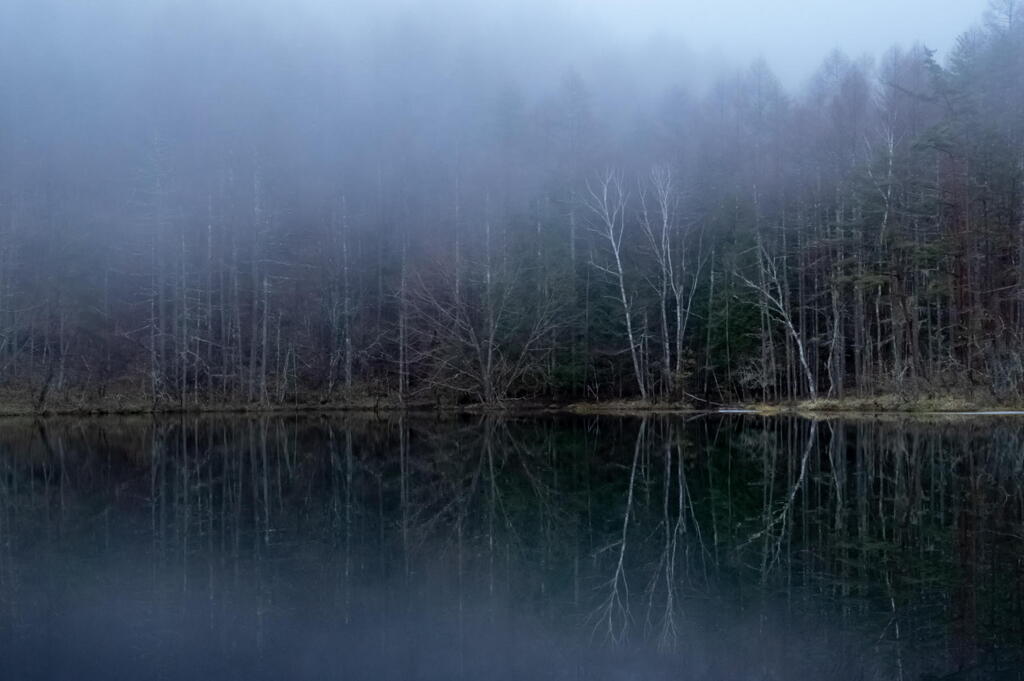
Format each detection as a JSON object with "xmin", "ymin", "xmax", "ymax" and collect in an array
[
  {"xmin": 564, "ymin": 0, "xmax": 992, "ymax": 83},
  {"xmin": 159, "ymin": 0, "xmax": 997, "ymax": 92}
]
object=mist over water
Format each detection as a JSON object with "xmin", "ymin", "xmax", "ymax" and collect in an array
[
  {"xmin": 1, "ymin": 414, "xmax": 1022, "ymax": 679},
  {"xmin": 1, "ymin": 1, "xmax": 1023, "ymax": 677}
]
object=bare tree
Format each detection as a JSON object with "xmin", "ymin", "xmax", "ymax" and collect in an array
[
  {"xmin": 586, "ymin": 170, "xmax": 648, "ymax": 401},
  {"xmin": 739, "ymin": 241, "xmax": 818, "ymax": 400},
  {"xmin": 639, "ymin": 166, "xmax": 704, "ymax": 399},
  {"xmin": 408, "ymin": 253, "xmax": 562, "ymax": 405}
]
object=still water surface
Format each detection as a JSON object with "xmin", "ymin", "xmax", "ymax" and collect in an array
[{"xmin": 0, "ymin": 413, "xmax": 1022, "ymax": 680}]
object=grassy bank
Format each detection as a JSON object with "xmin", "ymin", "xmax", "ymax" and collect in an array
[
  {"xmin": 1, "ymin": 385, "xmax": 1020, "ymax": 418},
  {"xmin": 0, "ymin": 385, "xmax": 435, "ymax": 417},
  {"xmin": 748, "ymin": 394, "xmax": 1024, "ymax": 414}
]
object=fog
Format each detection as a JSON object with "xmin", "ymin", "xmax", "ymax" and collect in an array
[
  {"xmin": 0, "ymin": 0, "xmax": 1021, "ymax": 409},
  {"xmin": 571, "ymin": 0, "xmax": 989, "ymax": 83},
  {"xmin": 4, "ymin": 3, "xmax": 1024, "ymax": 679}
]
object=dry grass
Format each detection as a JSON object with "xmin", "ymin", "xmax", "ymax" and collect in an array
[
  {"xmin": 0, "ymin": 381, "xmax": 1018, "ymax": 418},
  {"xmin": 792, "ymin": 394, "xmax": 1015, "ymax": 413},
  {"xmin": 563, "ymin": 399, "xmax": 696, "ymax": 414}
]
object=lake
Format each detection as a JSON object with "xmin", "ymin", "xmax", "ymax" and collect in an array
[{"xmin": 0, "ymin": 413, "xmax": 1022, "ymax": 680}]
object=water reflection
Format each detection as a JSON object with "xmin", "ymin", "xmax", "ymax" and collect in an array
[{"xmin": 0, "ymin": 414, "xmax": 1022, "ymax": 680}]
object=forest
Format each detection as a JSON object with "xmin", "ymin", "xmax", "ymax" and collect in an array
[{"xmin": 1, "ymin": 1, "xmax": 1023, "ymax": 410}]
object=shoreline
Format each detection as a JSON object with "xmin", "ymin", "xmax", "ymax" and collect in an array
[{"xmin": 3, "ymin": 394, "xmax": 1024, "ymax": 418}]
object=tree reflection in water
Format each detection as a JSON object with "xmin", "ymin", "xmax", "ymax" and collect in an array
[{"xmin": 0, "ymin": 413, "xmax": 1022, "ymax": 680}]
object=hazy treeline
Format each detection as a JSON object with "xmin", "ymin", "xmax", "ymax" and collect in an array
[{"xmin": 2, "ymin": 1, "xmax": 1023, "ymax": 407}]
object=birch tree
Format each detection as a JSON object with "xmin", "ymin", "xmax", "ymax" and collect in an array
[{"xmin": 586, "ymin": 170, "xmax": 648, "ymax": 401}]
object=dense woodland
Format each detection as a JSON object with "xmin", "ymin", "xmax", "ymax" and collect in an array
[{"xmin": 2, "ymin": 2, "xmax": 1024, "ymax": 408}]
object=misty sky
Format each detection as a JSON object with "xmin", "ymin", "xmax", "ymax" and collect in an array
[
  {"xmin": 567, "ymin": 0, "xmax": 991, "ymax": 83},
  {"xmin": 269, "ymin": 0, "xmax": 995, "ymax": 92}
]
